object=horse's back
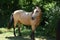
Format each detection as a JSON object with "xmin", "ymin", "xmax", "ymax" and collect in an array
[
  {"xmin": 13, "ymin": 10, "xmax": 32, "ymax": 15},
  {"xmin": 13, "ymin": 10, "xmax": 24, "ymax": 14}
]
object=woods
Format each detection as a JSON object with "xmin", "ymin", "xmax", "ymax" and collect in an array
[{"xmin": 0, "ymin": 0, "xmax": 60, "ymax": 39}]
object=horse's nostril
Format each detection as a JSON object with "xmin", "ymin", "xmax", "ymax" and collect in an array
[{"xmin": 32, "ymin": 17, "xmax": 35, "ymax": 20}]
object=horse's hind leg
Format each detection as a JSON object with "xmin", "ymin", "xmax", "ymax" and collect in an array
[
  {"xmin": 18, "ymin": 23, "xmax": 22, "ymax": 36},
  {"xmin": 13, "ymin": 21, "xmax": 17, "ymax": 36},
  {"xmin": 13, "ymin": 27, "xmax": 16, "ymax": 36}
]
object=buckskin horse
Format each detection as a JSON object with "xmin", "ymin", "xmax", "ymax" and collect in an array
[{"xmin": 8, "ymin": 6, "xmax": 42, "ymax": 40}]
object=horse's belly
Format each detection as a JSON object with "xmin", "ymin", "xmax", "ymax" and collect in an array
[
  {"xmin": 20, "ymin": 20, "xmax": 31, "ymax": 25},
  {"xmin": 19, "ymin": 14, "xmax": 31, "ymax": 25}
]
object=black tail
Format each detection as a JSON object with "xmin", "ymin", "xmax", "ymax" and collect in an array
[{"xmin": 8, "ymin": 14, "xmax": 14, "ymax": 29}]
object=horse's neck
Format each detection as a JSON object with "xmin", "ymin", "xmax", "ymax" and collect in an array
[{"xmin": 37, "ymin": 14, "xmax": 41, "ymax": 19}]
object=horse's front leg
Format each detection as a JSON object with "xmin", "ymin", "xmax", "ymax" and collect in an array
[
  {"xmin": 30, "ymin": 25, "xmax": 36, "ymax": 40},
  {"xmin": 30, "ymin": 31, "xmax": 35, "ymax": 40}
]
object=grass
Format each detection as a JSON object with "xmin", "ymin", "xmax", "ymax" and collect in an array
[{"xmin": 0, "ymin": 27, "xmax": 56, "ymax": 40}]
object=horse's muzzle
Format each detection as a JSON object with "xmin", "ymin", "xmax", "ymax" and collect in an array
[{"xmin": 32, "ymin": 17, "xmax": 35, "ymax": 20}]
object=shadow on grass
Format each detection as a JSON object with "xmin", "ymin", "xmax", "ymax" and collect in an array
[
  {"xmin": 35, "ymin": 32, "xmax": 56, "ymax": 40},
  {"xmin": 8, "ymin": 29, "xmax": 56, "ymax": 40},
  {"xmin": 0, "ymin": 31, "xmax": 3, "ymax": 34},
  {"xmin": 5, "ymin": 36, "xmax": 30, "ymax": 40},
  {"xmin": 5, "ymin": 31, "xmax": 56, "ymax": 40}
]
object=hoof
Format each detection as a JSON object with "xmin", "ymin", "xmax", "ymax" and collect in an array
[
  {"xmin": 14, "ymin": 34, "xmax": 16, "ymax": 37},
  {"xmin": 14, "ymin": 35, "xmax": 16, "ymax": 37},
  {"xmin": 30, "ymin": 35, "xmax": 35, "ymax": 40},
  {"xmin": 31, "ymin": 38, "xmax": 35, "ymax": 40}
]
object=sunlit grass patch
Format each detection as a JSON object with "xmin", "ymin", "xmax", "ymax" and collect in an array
[{"xmin": 0, "ymin": 28, "xmax": 8, "ymax": 33}]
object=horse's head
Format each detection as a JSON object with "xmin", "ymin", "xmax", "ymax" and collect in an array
[{"xmin": 32, "ymin": 6, "xmax": 41, "ymax": 20}]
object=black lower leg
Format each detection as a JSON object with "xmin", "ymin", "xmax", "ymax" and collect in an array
[
  {"xmin": 13, "ymin": 27, "xmax": 16, "ymax": 36},
  {"xmin": 30, "ymin": 31, "xmax": 35, "ymax": 40},
  {"xmin": 18, "ymin": 27, "xmax": 21, "ymax": 36}
]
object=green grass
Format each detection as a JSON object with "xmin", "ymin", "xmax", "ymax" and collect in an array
[{"xmin": 0, "ymin": 28, "xmax": 55, "ymax": 40}]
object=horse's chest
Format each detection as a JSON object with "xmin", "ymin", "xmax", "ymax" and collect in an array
[{"xmin": 31, "ymin": 18, "xmax": 40, "ymax": 26}]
